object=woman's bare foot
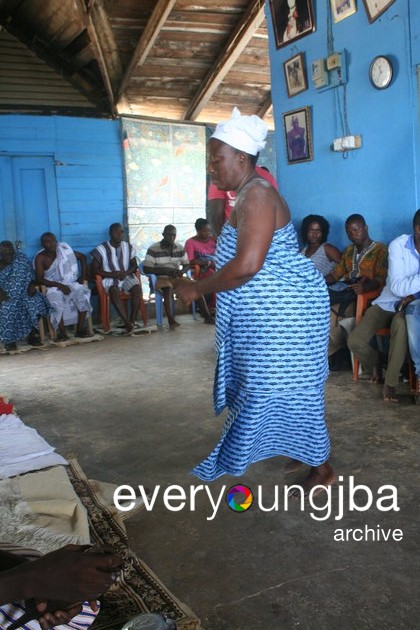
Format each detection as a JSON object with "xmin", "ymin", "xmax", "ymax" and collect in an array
[
  {"xmin": 283, "ymin": 458, "xmax": 306, "ymax": 474},
  {"xmin": 169, "ymin": 320, "xmax": 181, "ymax": 330},
  {"xmin": 383, "ymin": 384, "xmax": 398, "ymax": 403},
  {"xmin": 368, "ymin": 366, "xmax": 384, "ymax": 384},
  {"xmin": 288, "ymin": 462, "xmax": 335, "ymax": 498}
]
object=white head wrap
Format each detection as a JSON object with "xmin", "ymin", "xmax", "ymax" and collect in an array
[{"xmin": 211, "ymin": 107, "xmax": 267, "ymax": 156}]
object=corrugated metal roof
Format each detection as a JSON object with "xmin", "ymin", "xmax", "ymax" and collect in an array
[{"xmin": 0, "ymin": 28, "xmax": 97, "ymax": 113}]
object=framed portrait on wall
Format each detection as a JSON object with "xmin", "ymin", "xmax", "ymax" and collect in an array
[
  {"xmin": 330, "ymin": 0, "xmax": 357, "ymax": 23},
  {"xmin": 269, "ymin": 0, "xmax": 315, "ymax": 50},
  {"xmin": 283, "ymin": 53, "xmax": 308, "ymax": 97},
  {"xmin": 283, "ymin": 106, "xmax": 313, "ymax": 164},
  {"xmin": 362, "ymin": 0, "xmax": 396, "ymax": 23}
]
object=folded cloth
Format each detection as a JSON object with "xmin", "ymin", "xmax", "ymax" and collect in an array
[{"xmin": 0, "ymin": 414, "xmax": 67, "ymax": 478}]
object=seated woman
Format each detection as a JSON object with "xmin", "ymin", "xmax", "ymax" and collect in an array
[
  {"xmin": 0, "ymin": 241, "xmax": 49, "ymax": 352},
  {"xmin": 184, "ymin": 218, "xmax": 217, "ymax": 312},
  {"xmin": 300, "ymin": 214, "xmax": 341, "ymax": 276}
]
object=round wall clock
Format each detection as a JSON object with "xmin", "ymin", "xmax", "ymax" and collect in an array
[{"xmin": 369, "ymin": 56, "xmax": 393, "ymax": 89}]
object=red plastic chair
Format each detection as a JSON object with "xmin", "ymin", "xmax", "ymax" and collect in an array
[{"xmin": 95, "ymin": 272, "xmax": 147, "ymax": 332}]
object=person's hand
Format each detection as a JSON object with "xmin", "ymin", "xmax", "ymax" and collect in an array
[
  {"xmin": 58, "ymin": 283, "xmax": 71, "ymax": 295},
  {"xmin": 35, "ymin": 600, "xmax": 83, "ymax": 630},
  {"xmin": 349, "ymin": 276, "xmax": 368, "ymax": 295},
  {"xmin": 174, "ymin": 279, "xmax": 199, "ymax": 305},
  {"xmin": 396, "ymin": 295, "xmax": 415, "ymax": 311},
  {"xmin": 27, "ymin": 282, "xmax": 37, "ymax": 297},
  {"xmin": 0, "ymin": 288, "xmax": 9, "ymax": 302},
  {"xmin": 116, "ymin": 270, "xmax": 127, "ymax": 280},
  {"xmin": 22, "ymin": 544, "xmax": 122, "ymax": 603}
]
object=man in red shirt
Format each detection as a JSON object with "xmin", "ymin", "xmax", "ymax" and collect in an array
[{"xmin": 207, "ymin": 164, "xmax": 278, "ymax": 236}]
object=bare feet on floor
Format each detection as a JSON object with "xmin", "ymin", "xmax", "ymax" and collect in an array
[
  {"xmin": 169, "ymin": 320, "xmax": 181, "ymax": 330},
  {"xmin": 368, "ymin": 367, "xmax": 384, "ymax": 384},
  {"xmin": 283, "ymin": 458, "xmax": 306, "ymax": 474},
  {"xmin": 383, "ymin": 384, "xmax": 398, "ymax": 403},
  {"xmin": 288, "ymin": 462, "xmax": 336, "ymax": 498},
  {"xmin": 124, "ymin": 323, "xmax": 134, "ymax": 336}
]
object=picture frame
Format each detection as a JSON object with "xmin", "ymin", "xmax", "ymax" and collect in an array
[
  {"xmin": 269, "ymin": 0, "xmax": 315, "ymax": 50},
  {"xmin": 283, "ymin": 53, "xmax": 308, "ymax": 97},
  {"xmin": 283, "ymin": 106, "xmax": 313, "ymax": 164},
  {"xmin": 330, "ymin": 0, "xmax": 357, "ymax": 23},
  {"xmin": 362, "ymin": 0, "xmax": 396, "ymax": 23}
]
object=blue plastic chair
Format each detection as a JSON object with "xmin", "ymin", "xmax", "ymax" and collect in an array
[{"xmin": 139, "ymin": 262, "xmax": 197, "ymax": 326}]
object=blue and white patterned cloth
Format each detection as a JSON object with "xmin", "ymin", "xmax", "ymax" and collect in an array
[
  {"xmin": 193, "ymin": 220, "xmax": 331, "ymax": 481},
  {"xmin": 0, "ymin": 252, "xmax": 49, "ymax": 345}
]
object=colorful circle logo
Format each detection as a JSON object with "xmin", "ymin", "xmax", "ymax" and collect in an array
[{"xmin": 226, "ymin": 485, "xmax": 253, "ymax": 512}]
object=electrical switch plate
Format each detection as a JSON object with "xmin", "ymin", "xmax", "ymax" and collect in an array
[
  {"xmin": 327, "ymin": 52, "xmax": 342, "ymax": 70},
  {"xmin": 311, "ymin": 58, "xmax": 329, "ymax": 89},
  {"xmin": 332, "ymin": 135, "xmax": 362, "ymax": 151}
]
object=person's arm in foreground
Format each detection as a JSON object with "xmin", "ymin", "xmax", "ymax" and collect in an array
[{"xmin": 0, "ymin": 545, "xmax": 121, "ymax": 629}]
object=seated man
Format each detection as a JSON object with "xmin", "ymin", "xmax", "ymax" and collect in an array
[
  {"xmin": 90, "ymin": 223, "xmax": 142, "ymax": 334},
  {"xmin": 35, "ymin": 233, "xmax": 92, "ymax": 341},
  {"xmin": 0, "ymin": 543, "xmax": 121, "ymax": 630},
  {"xmin": 184, "ymin": 218, "xmax": 217, "ymax": 312},
  {"xmin": 325, "ymin": 214, "xmax": 388, "ymax": 363},
  {"xmin": 348, "ymin": 209, "xmax": 420, "ymax": 400},
  {"xmin": 0, "ymin": 241, "xmax": 49, "ymax": 352},
  {"xmin": 143, "ymin": 224, "xmax": 194, "ymax": 329},
  {"xmin": 207, "ymin": 162, "xmax": 278, "ymax": 237}
]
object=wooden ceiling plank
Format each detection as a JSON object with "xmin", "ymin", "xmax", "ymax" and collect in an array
[
  {"xmin": 117, "ymin": 0, "xmax": 177, "ymax": 100},
  {"xmin": 184, "ymin": 0, "xmax": 266, "ymax": 121}
]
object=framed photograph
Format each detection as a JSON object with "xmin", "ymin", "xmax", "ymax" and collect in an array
[
  {"xmin": 330, "ymin": 0, "xmax": 357, "ymax": 23},
  {"xmin": 283, "ymin": 53, "xmax": 308, "ymax": 97},
  {"xmin": 269, "ymin": 0, "xmax": 315, "ymax": 50},
  {"xmin": 362, "ymin": 0, "xmax": 395, "ymax": 23},
  {"xmin": 283, "ymin": 107, "xmax": 313, "ymax": 164}
]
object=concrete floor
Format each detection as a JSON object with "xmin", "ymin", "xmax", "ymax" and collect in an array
[{"xmin": 1, "ymin": 315, "xmax": 419, "ymax": 630}]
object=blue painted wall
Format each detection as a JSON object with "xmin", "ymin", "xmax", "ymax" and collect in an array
[
  {"xmin": 0, "ymin": 115, "xmax": 124, "ymax": 256},
  {"xmin": 266, "ymin": 0, "xmax": 420, "ymax": 250}
]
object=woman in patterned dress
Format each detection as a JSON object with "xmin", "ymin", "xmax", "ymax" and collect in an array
[{"xmin": 176, "ymin": 108, "xmax": 334, "ymax": 494}]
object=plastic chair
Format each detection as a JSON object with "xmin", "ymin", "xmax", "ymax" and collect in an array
[
  {"xmin": 139, "ymin": 262, "xmax": 197, "ymax": 326},
  {"xmin": 95, "ymin": 271, "xmax": 147, "ymax": 333}
]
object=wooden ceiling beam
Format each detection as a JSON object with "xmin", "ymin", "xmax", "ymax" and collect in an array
[
  {"xmin": 74, "ymin": 0, "xmax": 117, "ymax": 114},
  {"xmin": 257, "ymin": 91, "xmax": 272, "ymax": 119},
  {"xmin": 117, "ymin": 0, "xmax": 177, "ymax": 101},
  {"xmin": 184, "ymin": 0, "xmax": 266, "ymax": 121}
]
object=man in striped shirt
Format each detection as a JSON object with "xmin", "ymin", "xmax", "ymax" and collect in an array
[{"xmin": 143, "ymin": 225, "xmax": 189, "ymax": 329}]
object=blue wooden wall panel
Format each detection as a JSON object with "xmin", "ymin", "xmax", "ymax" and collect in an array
[{"xmin": 0, "ymin": 114, "xmax": 125, "ymax": 255}]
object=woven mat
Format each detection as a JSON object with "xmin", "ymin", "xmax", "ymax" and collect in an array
[{"xmin": 66, "ymin": 459, "xmax": 201, "ymax": 630}]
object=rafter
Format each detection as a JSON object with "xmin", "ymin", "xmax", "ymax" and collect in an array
[
  {"xmin": 257, "ymin": 91, "xmax": 272, "ymax": 119},
  {"xmin": 184, "ymin": 0, "xmax": 266, "ymax": 121},
  {"xmin": 117, "ymin": 0, "xmax": 177, "ymax": 101},
  {"xmin": 74, "ymin": 0, "xmax": 117, "ymax": 114}
]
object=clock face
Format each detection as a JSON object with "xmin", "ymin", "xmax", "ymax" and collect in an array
[{"xmin": 370, "ymin": 56, "xmax": 393, "ymax": 89}]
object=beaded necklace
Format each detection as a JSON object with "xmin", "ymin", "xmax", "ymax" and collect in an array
[{"xmin": 350, "ymin": 240, "xmax": 376, "ymax": 279}]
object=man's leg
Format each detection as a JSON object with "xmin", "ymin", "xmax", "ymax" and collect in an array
[
  {"xmin": 382, "ymin": 312, "xmax": 408, "ymax": 401},
  {"xmin": 405, "ymin": 299, "xmax": 420, "ymax": 390},
  {"xmin": 160, "ymin": 287, "xmax": 179, "ymax": 328},
  {"xmin": 108, "ymin": 286, "xmax": 131, "ymax": 332},
  {"xmin": 129, "ymin": 284, "xmax": 142, "ymax": 326},
  {"xmin": 347, "ymin": 305, "xmax": 393, "ymax": 379},
  {"xmin": 328, "ymin": 303, "xmax": 355, "ymax": 357},
  {"xmin": 75, "ymin": 310, "xmax": 92, "ymax": 337}
]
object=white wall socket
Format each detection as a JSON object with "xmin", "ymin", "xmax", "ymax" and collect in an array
[{"xmin": 333, "ymin": 135, "xmax": 362, "ymax": 151}]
